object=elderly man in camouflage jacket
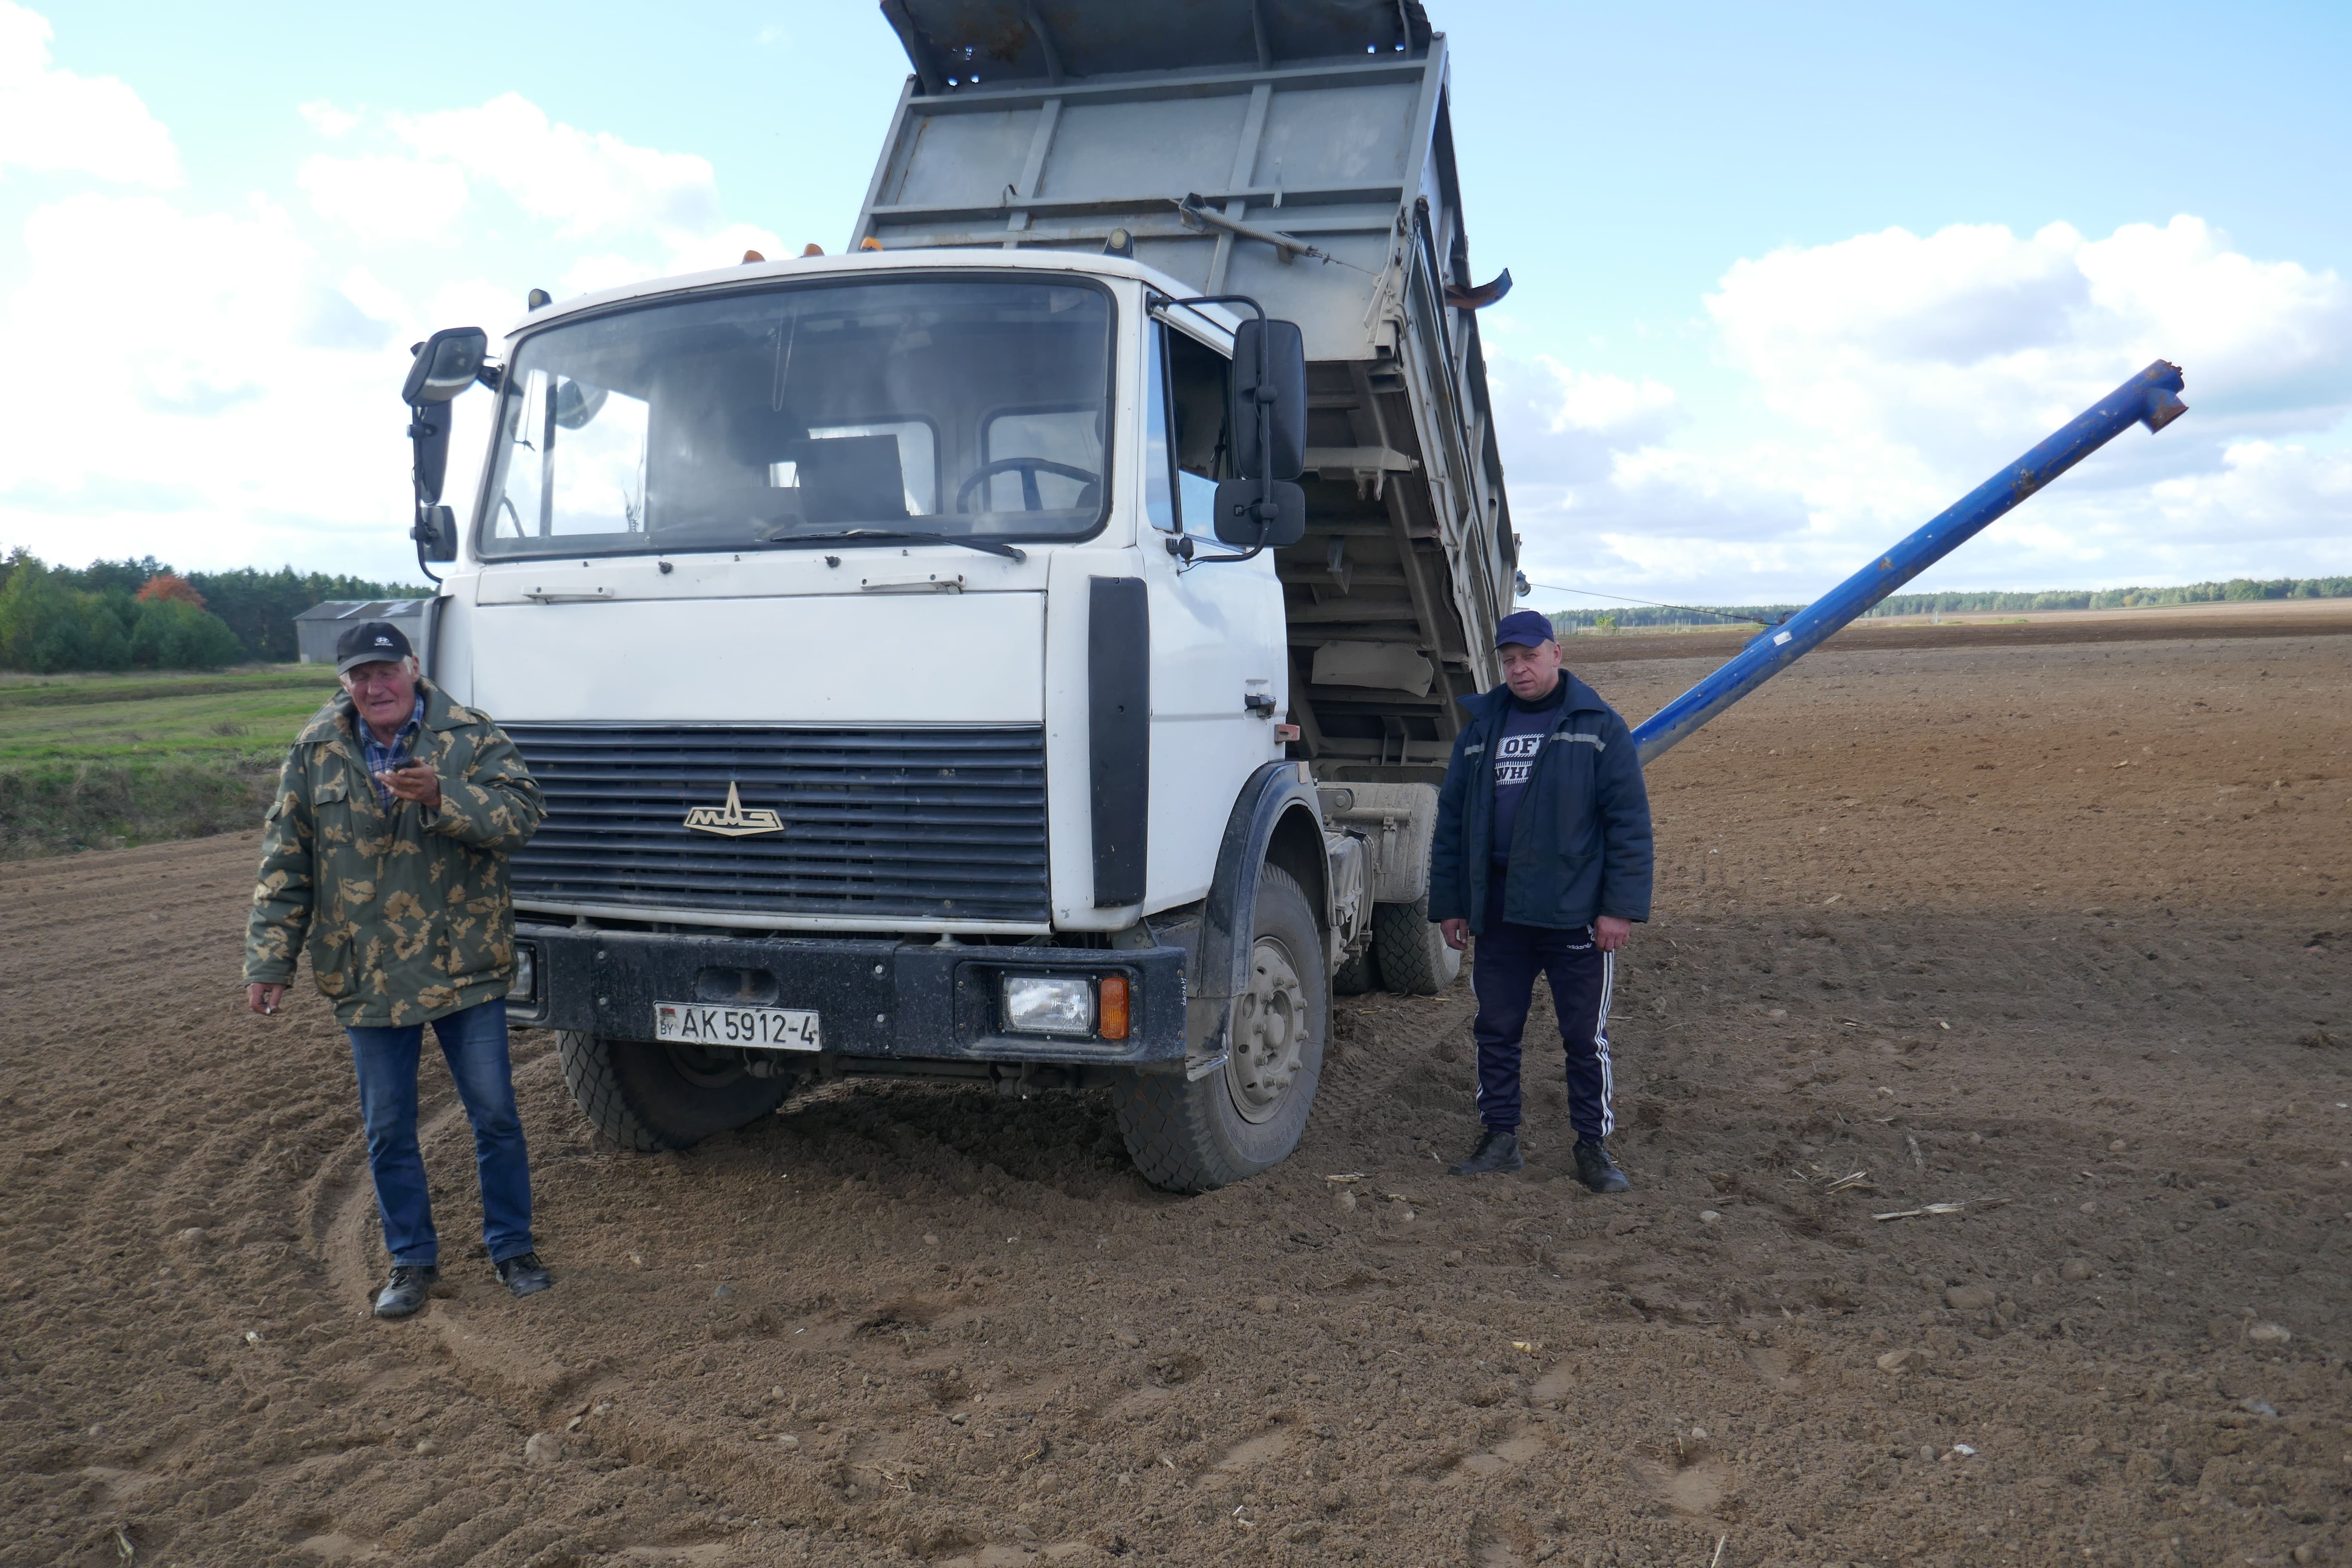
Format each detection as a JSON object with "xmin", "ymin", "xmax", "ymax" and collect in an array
[{"xmin": 244, "ymin": 619, "xmax": 550, "ymax": 1320}]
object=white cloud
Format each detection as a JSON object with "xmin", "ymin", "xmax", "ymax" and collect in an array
[
  {"xmin": 297, "ymin": 152, "xmax": 470, "ymax": 244},
  {"xmin": 298, "ymin": 100, "xmax": 361, "ymax": 139},
  {"xmin": 1503, "ymin": 216, "xmax": 2352, "ymax": 604},
  {"xmin": 393, "ymin": 92, "xmax": 718, "ymax": 239},
  {"xmin": 291, "ymin": 92, "xmax": 756, "ymax": 298},
  {"xmin": 1708, "ymin": 216, "xmax": 2352, "ymax": 460},
  {"xmin": 0, "ymin": 1, "xmax": 178, "ymax": 187},
  {"xmin": 0, "ymin": 68, "xmax": 788, "ymax": 580},
  {"xmin": 0, "ymin": 189, "xmax": 420, "ymax": 568}
]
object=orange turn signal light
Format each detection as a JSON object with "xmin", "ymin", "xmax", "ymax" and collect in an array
[{"xmin": 1098, "ymin": 976, "xmax": 1130, "ymax": 1040}]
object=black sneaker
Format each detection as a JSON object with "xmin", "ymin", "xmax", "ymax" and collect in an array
[
  {"xmin": 495, "ymin": 1251, "xmax": 554, "ymax": 1298},
  {"xmin": 1449, "ymin": 1127, "xmax": 1524, "ymax": 1176},
  {"xmin": 373, "ymin": 1264, "xmax": 438, "ymax": 1320},
  {"xmin": 1573, "ymin": 1139, "xmax": 1630, "ymax": 1194}
]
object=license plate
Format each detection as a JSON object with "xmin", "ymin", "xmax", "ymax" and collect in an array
[{"xmin": 653, "ymin": 1001, "xmax": 821, "ymax": 1052}]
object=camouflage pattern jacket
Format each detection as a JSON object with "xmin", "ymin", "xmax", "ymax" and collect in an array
[{"xmin": 243, "ymin": 678, "xmax": 545, "ymax": 1026}]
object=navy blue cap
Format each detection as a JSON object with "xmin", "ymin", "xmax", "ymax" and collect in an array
[
  {"xmin": 1494, "ymin": 609, "xmax": 1557, "ymax": 649},
  {"xmin": 335, "ymin": 619, "xmax": 413, "ymax": 677}
]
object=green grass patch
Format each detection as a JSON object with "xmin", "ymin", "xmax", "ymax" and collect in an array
[
  {"xmin": 0, "ymin": 663, "xmax": 338, "ymax": 858},
  {"xmin": 0, "ymin": 665, "xmax": 338, "ymax": 710}
]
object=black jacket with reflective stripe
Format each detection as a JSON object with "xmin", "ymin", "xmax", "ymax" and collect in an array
[{"xmin": 1427, "ymin": 674, "xmax": 1654, "ymax": 934}]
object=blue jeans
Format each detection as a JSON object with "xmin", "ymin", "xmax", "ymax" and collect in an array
[
  {"xmin": 1469, "ymin": 878, "xmax": 1617, "ymax": 1141},
  {"xmin": 346, "ymin": 999, "xmax": 534, "ymax": 1268}
]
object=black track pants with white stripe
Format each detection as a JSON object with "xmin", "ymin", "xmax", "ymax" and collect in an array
[{"xmin": 1468, "ymin": 881, "xmax": 1616, "ymax": 1141}]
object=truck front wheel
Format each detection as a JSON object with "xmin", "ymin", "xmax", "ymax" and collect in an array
[
  {"xmin": 557, "ymin": 1031, "xmax": 795, "ymax": 1152},
  {"xmin": 1114, "ymin": 864, "xmax": 1326, "ymax": 1192}
]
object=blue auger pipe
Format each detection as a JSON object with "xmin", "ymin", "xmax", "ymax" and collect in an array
[{"xmin": 1627, "ymin": 360, "xmax": 2188, "ymax": 768}]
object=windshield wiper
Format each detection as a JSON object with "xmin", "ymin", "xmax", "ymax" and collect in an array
[{"xmin": 762, "ymin": 527, "xmax": 1027, "ymax": 562}]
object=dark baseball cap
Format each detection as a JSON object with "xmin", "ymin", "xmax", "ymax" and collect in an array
[
  {"xmin": 1494, "ymin": 609, "xmax": 1558, "ymax": 649},
  {"xmin": 335, "ymin": 620, "xmax": 413, "ymax": 677}
]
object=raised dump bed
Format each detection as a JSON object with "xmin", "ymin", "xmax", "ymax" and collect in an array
[{"xmin": 861, "ymin": 0, "xmax": 1514, "ymax": 780}]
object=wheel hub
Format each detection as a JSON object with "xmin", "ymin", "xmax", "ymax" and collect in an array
[
  {"xmin": 1227, "ymin": 935, "xmax": 1306, "ymax": 1125},
  {"xmin": 663, "ymin": 1038, "xmax": 747, "ymax": 1090}
]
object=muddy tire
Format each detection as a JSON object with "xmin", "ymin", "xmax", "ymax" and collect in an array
[
  {"xmin": 557, "ymin": 1030, "xmax": 794, "ymax": 1152},
  {"xmin": 1114, "ymin": 864, "xmax": 1326, "ymax": 1193},
  {"xmin": 1372, "ymin": 897, "xmax": 1460, "ymax": 995},
  {"xmin": 1332, "ymin": 940, "xmax": 1381, "ymax": 996}
]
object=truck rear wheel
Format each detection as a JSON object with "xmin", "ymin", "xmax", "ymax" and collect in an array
[
  {"xmin": 1372, "ymin": 897, "xmax": 1461, "ymax": 995},
  {"xmin": 557, "ymin": 1030, "xmax": 794, "ymax": 1152},
  {"xmin": 1114, "ymin": 864, "xmax": 1326, "ymax": 1193},
  {"xmin": 1332, "ymin": 940, "xmax": 1380, "ymax": 995}
]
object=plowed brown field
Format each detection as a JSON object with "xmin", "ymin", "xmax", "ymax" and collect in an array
[{"xmin": 4, "ymin": 619, "xmax": 2348, "ymax": 1568}]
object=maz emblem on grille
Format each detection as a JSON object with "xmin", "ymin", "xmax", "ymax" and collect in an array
[{"xmin": 681, "ymin": 781, "xmax": 784, "ymax": 838}]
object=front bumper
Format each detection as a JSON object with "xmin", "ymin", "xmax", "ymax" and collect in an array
[{"xmin": 508, "ymin": 924, "xmax": 1188, "ymax": 1069}]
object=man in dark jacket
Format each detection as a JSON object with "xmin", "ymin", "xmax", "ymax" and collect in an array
[{"xmin": 1428, "ymin": 610, "xmax": 1654, "ymax": 1192}]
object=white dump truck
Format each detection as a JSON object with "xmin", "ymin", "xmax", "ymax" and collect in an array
[{"xmin": 398, "ymin": 0, "xmax": 1522, "ymax": 1191}]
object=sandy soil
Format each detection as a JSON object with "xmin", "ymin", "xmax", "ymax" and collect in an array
[{"xmin": 3, "ymin": 618, "xmax": 2347, "ymax": 1568}]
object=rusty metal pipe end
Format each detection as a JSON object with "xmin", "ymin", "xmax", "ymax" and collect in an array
[{"xmin": 2141, "ymin": 386, "xmax": 2189, "ymax": 433}]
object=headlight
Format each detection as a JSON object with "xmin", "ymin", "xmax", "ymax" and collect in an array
[
  {"xmin": 1002, "ymin": 974, "xmax": 1094, "ymax": 1036},
  {"xmin": 507, "ymin": 946, "xmax": 537, "ymax": 1004}
]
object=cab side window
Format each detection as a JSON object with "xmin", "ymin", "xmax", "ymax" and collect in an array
[
  {"xmin": 1143, "ymin": 324, "xmax": 1179, "ymax": 533},
  {"xmin": 1165, "ymin": 328, "xmax": 1233, "ymax": 533}
]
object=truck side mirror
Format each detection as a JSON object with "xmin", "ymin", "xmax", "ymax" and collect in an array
[
  {"xmin": 411, "ymin": 504, "xmax": 458, "ymax": 563},
  {"xmin": 1209, "ymin": 478, "xmax": 1305, "ymax": 549},
  {"xmin": 409, "ymin": 404, "xmax": 454, "ymax": 507},
  {"xmin": 1229, "ymin": 318, "xmax": 1305, "ymax": 481},
  {"xmin": 402, "ymin": 326, "xmax": 488, "ymax": 406},
  {"xmin": 403, "ymin": 327, "xmax": 487, "ymax": 544}
]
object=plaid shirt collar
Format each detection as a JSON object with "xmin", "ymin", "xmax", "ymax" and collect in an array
[{"xmin": 357, "ymin": 695, "xmax": 427, "ymax": 809}]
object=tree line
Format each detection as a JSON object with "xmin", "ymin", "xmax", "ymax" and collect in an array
[
  {"xmin": 1856, "ymin": 576, "xmax": 2352, "ymax": 616},
  {"xmin": 0, "ymin": 549, "xmax": 429, "ymax": 674},
  {"xmin": 1544, "ymin": 574, "xmax": 2350, "ymax": 634}
]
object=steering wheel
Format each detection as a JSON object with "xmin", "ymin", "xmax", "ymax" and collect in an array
[{"xmin": 954, "ymin": 456, "xmax": 1102, "ymax": 513}]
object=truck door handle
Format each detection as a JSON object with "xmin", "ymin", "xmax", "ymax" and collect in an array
[{"xmin": 1243, "ymin": 693, "xmax": 1277, "ymax": 718}]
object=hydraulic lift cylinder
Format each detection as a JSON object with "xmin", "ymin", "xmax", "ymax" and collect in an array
[{"xmin": 1629, "ymin": 360, "xmax": 2188, "ymax": 768}]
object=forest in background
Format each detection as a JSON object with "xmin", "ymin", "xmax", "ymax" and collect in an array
[
  {"xmin": 4, "ymin": 548, "xmax": 2344, "ymax": 665},
  {"xmin": 0, "ymin": 550, "xmax": 428, "ymax": 674}
]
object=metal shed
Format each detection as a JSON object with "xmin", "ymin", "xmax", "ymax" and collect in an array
[{"xmin": 293, "ymin": 598, "xmax": 428, "ymax": 666}]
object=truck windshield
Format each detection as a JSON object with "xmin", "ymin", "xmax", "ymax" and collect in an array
[{"xmin": 475, "ymin": 276, "xmax": 1112, "ymax": 560}]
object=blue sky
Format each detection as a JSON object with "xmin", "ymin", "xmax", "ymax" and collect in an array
[{"xmin": 3, "ymin": 1, "xmax": 2346, "ymax": 606}]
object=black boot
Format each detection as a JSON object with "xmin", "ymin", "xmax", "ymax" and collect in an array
[
  {"xmin": 1573, "ymin": 1139, "xmax": 1630, "ymax": 1194},
  {"xmin": 1449, "ymin": 1127, "xmax": 1523, "ymax": 1176},
  {"xmin": 495, "ymin": 1251, "xmax": 554, "ymax": 1298},
  {"xmin": 373, "ymin": 1264, "xmax": 438, "ymax": 1320}
]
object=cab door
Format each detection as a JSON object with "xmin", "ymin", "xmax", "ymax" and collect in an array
[{"xmin": 1139, "ymin": 314, "xmax": 1286, "ymax": 907}]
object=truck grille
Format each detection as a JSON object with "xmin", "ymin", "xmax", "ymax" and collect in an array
[{"xmin": 503, "ymin": 724, "xmax": 1049, "ymax": 925}]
